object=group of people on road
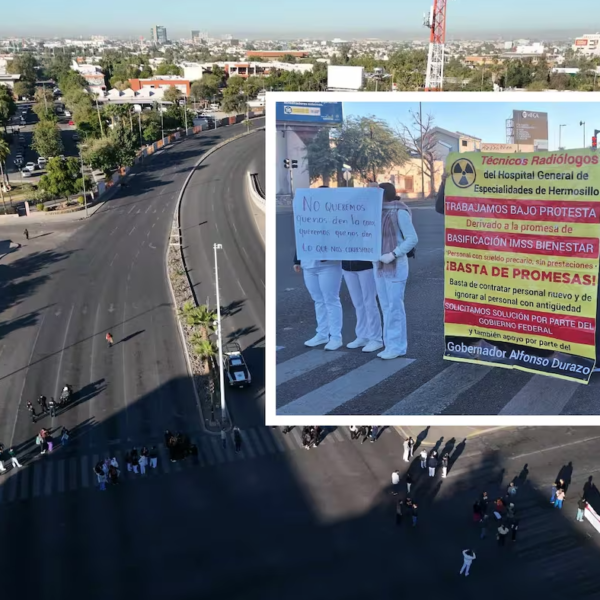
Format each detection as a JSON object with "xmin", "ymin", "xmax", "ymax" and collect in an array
[
  {"xmin": 94, "ymin": 456, "xmax": 122, "ymax": 490},
  {"xmin": 349, "ymin": 425, "xmax": 382, "ymax": 444},
  {"xmin": 293, "ymin": 183, "xmax": 418, "ymax": 360},
  {"xmin": 300, "ymin": 426, "xmax": 322, "ymax": 449},
  {"xmin": 473, "ymin": 488, "xmax": 519, "ymax": 546},
  {"xmin": 0, "ymin": 443, "xmax": 23, "ymax": 471},
  {"xmin": 27, "ymin": 387, "xmax": 74, "ymax": 423}
]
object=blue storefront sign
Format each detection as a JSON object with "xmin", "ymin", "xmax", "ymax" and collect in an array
[{"xmin": 276, "ymin": 102, "xmax": 343, "ymax": 125}]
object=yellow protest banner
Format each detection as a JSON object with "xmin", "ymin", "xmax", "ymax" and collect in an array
[{"xmin": 443, "ymin": 149, "xmax": 600, "ymax": 383}]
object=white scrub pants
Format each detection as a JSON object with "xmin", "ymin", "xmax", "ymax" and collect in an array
[
  {"xmin": 343, "ymin": 269, "xmax": 382, "ymax": 343},
  {"xmin": 374, "ymin": 260, "xmax": 409, "ymax": 355},
  {"xmin": 303, "ymin": 263, "xmax": 343, "ymax": 340}
]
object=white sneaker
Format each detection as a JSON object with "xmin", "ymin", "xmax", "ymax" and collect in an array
[
  {"xmin": 377, "ymin": 349, "xmax": 404, "ymax": 360},
  {"xmin": 346, "ymin": 338, "xmax": 368, "ymax": 349},
  {"xmin": 304, "ymin": 335, "xmax": 329, "ymax": 347},
  {"xmin": 362, "ymin": 341, "xmax": 384, "ymax": 353},
  {"xmin": 324, "ymin": 338, "xmax": 343, "ymax": 351}
]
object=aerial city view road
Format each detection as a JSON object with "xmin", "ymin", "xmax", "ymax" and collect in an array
[{"xmin": 3, "ymin": 0, "xmax": 600, "ymax": 596}]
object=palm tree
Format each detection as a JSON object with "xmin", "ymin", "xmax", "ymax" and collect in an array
[
  {"xmin": 179, "ymin": 302, "xmax": 217, "ymax": 332},
  {"xmin": 0, "ymin": 138, "xmax": 9, "ymax": 213},
  {"xmin": 192, "ymin": 338, "xmax": 217, "ymax": 360}
]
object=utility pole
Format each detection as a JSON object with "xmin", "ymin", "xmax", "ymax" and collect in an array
[
  {"xmin": 95, "ymin": 95, "xmax": 104, "ymax": 137},
  {"xmin": 79, "ymin": 148, "xmax": 88, "ymax": 219},
  {"xmin": 213, "ymin": 243, "xmax": 227, "ymax": 424},
  {"xmin": 160, "ymin": 102, "xmax": 165, "ymax": 144},
  {"xmin": 580, "ymin": 121, "xmax": 586, "ymax": 148},
  {"xmin": 137, "ymin": 110, "xmax": 143, "ymax": 148}
]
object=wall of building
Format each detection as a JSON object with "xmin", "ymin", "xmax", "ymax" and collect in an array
[{"xmin": 276, "ymin": 128, "xmax": 311, "ymax": 197}]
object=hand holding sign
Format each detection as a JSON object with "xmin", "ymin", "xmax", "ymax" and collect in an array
[{"xmin": 293, "ymin": 187, "xmax": 383, "ymax": 262}]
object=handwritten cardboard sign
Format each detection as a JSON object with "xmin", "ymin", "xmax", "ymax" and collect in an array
[{"xmin": 293, "ymin": 187, "xmax": 383, "ymax": 261}]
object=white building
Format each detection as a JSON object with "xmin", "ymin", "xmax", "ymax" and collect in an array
[
  {"xmin": 515, "ymin": 43, "xmax": 545, "ymax": 55},
  {"xmin": 573, "ymin": 33, "xmax": 600, "ymax": 56}
]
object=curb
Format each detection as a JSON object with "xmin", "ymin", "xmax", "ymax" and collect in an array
[
  {"xmin": 167, "ymin": 124, "xmax": 264, "ymax": 435},
  {"xmin": 394, "ymin": 425, "xmax": 512, "ymax": 445}
]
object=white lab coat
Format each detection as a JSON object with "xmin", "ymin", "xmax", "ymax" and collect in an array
[{"xmin": 373, "ymin": 210, "xmax": 418, "ymax": 355}]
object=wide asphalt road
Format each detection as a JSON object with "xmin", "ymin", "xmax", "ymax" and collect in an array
[
  {"xmin": 181, "ymin": 128, "xmax": 265, "ymax": 428},
  {"xmin": 0, "ymin": 118, "xmax": 265, "ymax": 460}
]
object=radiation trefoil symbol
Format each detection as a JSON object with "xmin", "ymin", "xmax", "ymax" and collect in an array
[{"xmin": 451, "ymin": 158, "xmax": 476, "ymax": 189}]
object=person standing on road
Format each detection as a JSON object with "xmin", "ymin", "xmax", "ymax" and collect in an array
[
  {"xmin": 24, "ymin": 229, "xmax": 29, "ymax": 240},
  {"xmin": 27, "ymin": 401, "xmax": 37, "ymax": 423},
  {"xmin": 441, "ymin": 453, "xmax": 449, "ymax": 478},
  {"xmin": 510, "ymin": 517, "xmax": 519, "ymax": 542},
  {"xmin": 391, "ymin": 470, "xmax": 400, "ymax": 495},
  {"xmin": 507, "ymin": 482, "xmax": 517, "ymax": 497},
  {"xmin": 8, "ymin": 448, "xmax": 22, "ymax": 468},
  {"xmin": 428, "ymin": 453, "xmax": 438, "ymax": 477},
  {"xmin": 412, "ymin": 503, "xmax": 418, "ymax": 527},
  {"xmin": 480, "ymin": 514, "xmax": 489, "ymax": 539},
  {"xmin": 403, "ymin": 438, "xmax": 410, "ymax": 462},
  {"xmin": 293, "ymin": 249, "xmax": 344, "ymax": 352},
  {"xmin": 372, "ymin": 183, "xmax": 418, "ymax": 360},
  {"xmin": 60, "ymin": 427, "xmax": 69, "ymax": 446},
  {"xmin": 38, "ymin": 395, "xmax": 48, "ymax": 414},
  {"xmin": 221, "ymin": 428, "xmax": 227, "ymax": 450},
  {"xmin": 342, "ymin": 253, "xmax": 383, "ymax": 354},
  {"xmin": 125, "ymin": 452, "xmax": 132, "ymax": 472},
  {"xmin": 480, "ymin": 492, "xmax": 490, "ymax": 515},
  {"xmin": 551, "ymin": 479, "xmax": 564, "ymax": 504},
  {"xmin": 406, "ymin": 472, "xmax": 413, "ymax": 494},
  {"xmin": 149, "ymin": 446, "xmax": 158, "ymax": 469},
  {"xmin": 110, "ymin": 456, "xmax": 119, "ymax": 473},
  {"xmin": 577, "ymin": 497, "xmax": 587, "ymax": 522},
  {"xmin": 48, "ymin": 397, "xmax": 56, "ymax": 418},
  {"xmin": 0, "ymin": 443, "xmax": 6, "ymax": 473},
  {"xmin": 131, "ymin": 448, "xmax": 140, "ymax": 474},
  {"xmin": 395, "ymin": 499, "xmax": 403, "ymax": 526},
  {"xmin": 349, "ymin": 426, "xmax": 358, "ymax": 440},
  {"xmin": 497, "ymin": 524, "xmax": 509, "ymax": 546},
  {"xmin": 139, "ymin": 451, "xmax": 148, "ymax": 475},
  {"xmin": 370, "ymin": 426, "xmax": 379, "ymax": 443},
  {"xmin": 459, "ymin": 550, "xmax": 476, "ymax": 577},
  {"xmin": 233, "ymin": 426, "xmax": 242, "ymax": 452},
  {"xmin": 106, "ymin": 332, "xmax": 114, "ymax": 347},
  {"xmin": 555, "ymin": 488, "xmax": 565, "ymax": 509},
  {"xmin": 473, "ymin": 500, "xmax": 482, "ymax": 523},
  {"xmin": 420, "ymin": 449, "xmax": 428, "ymax": 469},
  {"xmin": 361, "ymin": 426, "xmax": 372, "ymax": 445},
  {"xmin": 407, "ymin": 437, "xmax": 414, "ymax": 459}
]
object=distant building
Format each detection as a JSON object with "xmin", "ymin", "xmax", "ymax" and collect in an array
[
  {"xmin": 151, "ymin": 26, "xmax": 168, "ymax": 45},
  {"xmin": 515, "ymin": 43, "xmax": 545, "ymax": 55},
  {"xmin": 246, "ymin": 50, "xmax": 309, "ymax": 60},
  {"xmin": 70, "ymin": 61, "xmax": 106, "ymax": 95},
  {"xmin": 417, "ymin": 127, "xmax": 482, "ymax": 163},
  {"xmin": 573, "ymin": 33, "xmax": 600, "ymax": 56},
  {"xmin": 191, "ymin": 31, "xmax": 200, "ymax": 44},
  {"xmin": 129, "ymin": 76, "xmax": 191, "ymax": 96}
]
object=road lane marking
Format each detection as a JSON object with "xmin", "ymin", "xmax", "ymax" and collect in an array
[
  {"xmin": 10, "ymin": 310, "xmax": 47, "ymax": 446},
  {"xmin": 384, "ymin": 362, "xmax": 490, "ymax": 415},
  {"xmin": 128, "ymin": 226, "xmax": 136, "ymax": 235},
  {"xmin": 277, "ymin": 350, "xmax": 345, "ymax": 386},
  {"xmin": 109, "ymin": 253, "xmax": 118, "ymax": 267},
  {"xmin": 54, "ymin": 304, "xmax": 74, "ymax": 401},
  {"xmin": 279, "ymin": 358, "xmax": 415, "ymax": 416},
  {"xmin": 128, "ymin": 205, "xmax": 135, "ymax": 214},
  {"xmin": 109, "ymin": 225, "xmax": 119, "ymax": 236},
  {"xmin": 499, "ymin": 376, "xmax": 579, "ymax": 416},
  {"xmin": 276, "ymin": 346, "xmax": 285, "ymax": 351}
]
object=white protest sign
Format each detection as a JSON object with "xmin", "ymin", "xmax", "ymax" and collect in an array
[{"xmin": 293, "ymin": 187, "xmax": 383, "ymax": 261}]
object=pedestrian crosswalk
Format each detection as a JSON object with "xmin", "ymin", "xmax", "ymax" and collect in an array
[
  {"xmin": 0, "ymin": 426, "xmax": 355, "ymax": 505},
  {"xmin": 276, "ymin": 348, "xmax": 598, "ymax": 416}
]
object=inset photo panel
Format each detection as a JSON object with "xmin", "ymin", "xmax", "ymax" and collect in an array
[{"xmin": 265, "ymin": 92, "xmax": 600, "ymax": 423}]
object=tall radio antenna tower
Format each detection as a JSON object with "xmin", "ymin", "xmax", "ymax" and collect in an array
[{"xmin": 423, "ymin": 0, "xmax": 449, "ymax": 91}]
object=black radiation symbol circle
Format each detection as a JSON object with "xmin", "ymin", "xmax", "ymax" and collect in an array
[{"xmin": 450, "ymin": 158, "xmax": 476, "ymax": 189}]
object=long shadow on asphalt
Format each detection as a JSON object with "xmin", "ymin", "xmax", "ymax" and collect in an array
[{"xmin": 0, "ymin": 247, "xmax": 75, "ymax": 341}]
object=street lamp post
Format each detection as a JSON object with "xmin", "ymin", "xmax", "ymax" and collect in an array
[
  {"xmin": 160, "ymin": 102, "xmax": 165, "ymax": 145},
  {"xmin": 183, "ymin": 96, "xmax": 188, "ymax": 132},
  {"xmin": 580, "ymin": 121, "xmax": 586, "ymax": 148},
  {"xmin": 213, "ymin": 243, "xmax": 227, "ymax": 424},
  {"xmin": 559, "ymin": 124, "xmax": 567, "ymax": 150},
  {"xmin": 79, "ymin": 148, "xmax": 88, "ymax": 219},
  {"xmin": 137, "ymin": 110, "xmax": 143, "ymax": 148}
]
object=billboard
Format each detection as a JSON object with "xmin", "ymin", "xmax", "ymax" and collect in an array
[
  {"xmin": 442, "ymin": 149, "xmax": 600, "ymax": 383},
  {"xmin": 575, "ymin": 38, "xmax": 589, "ymax": 46},
  {"xmin": 276, "ymin": 101, "xmax": 343, "ymax": 125},
  {"xmin": 481, "ymin": 143, "xmax": 534, "ymax": 153},
  {"xmin": 512, "ymin": 110, "xmax": 549, "ymax": 146},
  {"xmin": 327, "ymin": 65, "xmax": 364, "ymax": 90}
]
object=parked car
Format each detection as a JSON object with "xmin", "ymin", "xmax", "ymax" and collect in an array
[
  {"xmin": 37, "ymin": 157, "xmax": 47, "ymax": 168},
  {"xmin": 14, "ymin": 155, "xmax": 24, "ymax": 167},
  {"xmin": 21, "ymin": 169, "xmax": 32, "ymax": 178},
  {"xmin": 24, "ymin": 162, "xmax": 37, "ymax": 172}
]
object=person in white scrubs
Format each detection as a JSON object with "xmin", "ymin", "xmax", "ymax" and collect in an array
[
  {"xmin": 342, "ymin": 259, "xmax": 383, "ymax": 353},
  {"xmin": 294, "ymin": 253, "xmax": 343, "ymax": 350},
  {"xmin": 373, "ymin": 183, "xmax": 418, "ymax": 359}
]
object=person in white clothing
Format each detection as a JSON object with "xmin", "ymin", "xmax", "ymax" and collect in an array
[
  {"xmin": 402, "ymin": 439, "xmax": 410, "ymax": 462},
  {"xmin": 139, "ymin": 453, "xmax": 148, "ymax": 475},
  {"xmin": 294, "ymin": 253, "xmax": 343, "ymax": 350},
  {"xmin": 391, "ymin": 470, "xmax": 400, "ymax": 495},
  {"xmin": 420, "ymin": 449, "xmax": 427, "ymax": 469},
  {"xmin": 460, "ymin": 549, "xmax": 476, "ymax": 576},
  {"xmin": 373, "ymin": 183, "xmax": 418, "ymax": 359},
  {"xmin": 342, "ymin": 260, "xmax": 383, "ymax": 353}
]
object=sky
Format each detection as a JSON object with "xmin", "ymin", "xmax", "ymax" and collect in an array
[
  {"xmin": 0, "ymin": 0, "xmax": 598, "ymax": 39},
  {"xmin": 343, "ymin": 101, "xmax": 600, "ymax": 150}
]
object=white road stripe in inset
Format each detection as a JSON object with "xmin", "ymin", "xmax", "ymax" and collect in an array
[
  {"xmin": 277, "ymin": 350, "xmax": 345, "ymax": 386},
  {"xmin": 238, "ymin": 431, "xmax": 256, "ymax": 459},
  {"xmin": 209, "ymin": 438, "xmax": 227, "ymax": 464},
  {"xmin": 199, "ymin": 438, "xmax": 216, "ymax": 466},
  {"xmin": 279, "ymin": 358, "xmax": 415, "ymax": 416},
  {"xmin": 276, "ymin": 346, "xmax": 285, "ymax": 351},
  {"xmin": 499, "ymin": 376, "xmax": 580, "ymax": 415},
  {"xmin": 268, "ymin": 429, "xmax": 286, "ymax": 452},
  {"xmin": 246, "ymin": 429, "xmax": 267, "ymax": 456},
  {"xmin": 258, "ymin": 428, "xmax": 278, "ymax": 454},
  {"xmin": 384, "ymin": 362, "xmax": 490, "ymax": 415}
]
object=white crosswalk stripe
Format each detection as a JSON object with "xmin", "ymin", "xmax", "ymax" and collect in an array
[
  {"xmin": 0, "ymin": 427, "xmax": 359, "ymax": 505},
  {"xmin": 276, "ymin": 347, "xmax": 592, "ymax": 416}
]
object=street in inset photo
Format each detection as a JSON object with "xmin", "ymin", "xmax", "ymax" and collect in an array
[{"xmin": 275, "ymin": 98, "xmax": 600, "ymax": 416}]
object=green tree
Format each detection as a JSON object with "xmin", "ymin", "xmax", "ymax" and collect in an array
[
  {"xmin": 179, "ymin": 302, "xmax": 216, "ymax": 331},
  {"xmin": 6, "ymin": 53, "xmax": 38, "ymax": 84},
  {"xmin": 336, "ymin": 116, "xmax": 408, "ymax": 182},
  {"xmin": 154, "ymin": 63, "xmax": 183, "ymax": 76},
  {"xmin": 111, "ymin": 124, "xmax": 138, "ymax": 168},
  {"xmin": 12, "ymin": 80, "xmax": 34, "ymax": 99},
  {"xmin": 38, "ymin": 157, "xmax": 85, "ymax": 201},
  {"xmin": 304, "ymin": 127, "xmax": 340, "ymax": 185},
  {"xmin": 82, "ymin": 137, "xmax": 118, "ymax": 179},
  {"xmin": 190, "ymin": 75, "xmax": 220, "ymax": 104},
  {"xmin": 0, "ymin": 85, "xmax": 17, "ymax": 131},
  {"xmin": 32, "ymin": 119, "xmax": 63, "ymax": 158},
  {"xmin": 0, "ymin": 139, "xmax": 10, "ymax": 213},
  {"xmin": 163, "ymin": 85, "xmax": 182, "ymax": 105},
  {"xmin": 192, "ymin": 338, "xmax": 217, "ymax": 360}
]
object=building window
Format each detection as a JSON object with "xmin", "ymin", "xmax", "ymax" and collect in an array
[
  {"xmin": 461, "ymin": 140, "xmax": 468, "ymax": 147},
  {"xmin": 404, "ymin": 177, "xmax": 414, "ymax": 193}
]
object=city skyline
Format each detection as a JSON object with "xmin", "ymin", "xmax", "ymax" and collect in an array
[
  {"xmin": 0, "ymin": 0, "xmax": 598, "ymax": 39},
  {"xmin": 344, "ymin": 101, "xmax": 600, "ymax": 151}
]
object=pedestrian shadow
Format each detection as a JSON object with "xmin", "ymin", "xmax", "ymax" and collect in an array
[
  {"xmin": 31, "ymin": 232, "xmax": 53, "ymax": 240},
  {"xmin": 118, "ymin": 330, "xmax": 145, "ymax": 344},
  {"xmin": 413, "ymin": 426, "xmax": 430, "ymax": 454},
  {"xmin": 431, "ymin": 436, "xmax": 444, "ymax": 454},
  {"xmin": 221, "ymin": 299, "xmax": 245, "ymax": 318},
  {"xmin": 513, "ymin": 463, "xmax": 529, "ymax": 488},
  {"xmin": 557, "ymin": 462, "xmax": 574, "ymax": 493},
  {"xmin": 61, "ymin": 379, "xmax": 107, "ymax": 413},
  {"xmin": 450, "ymin": 438, "xmax": 467, "ymax": 468}
]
